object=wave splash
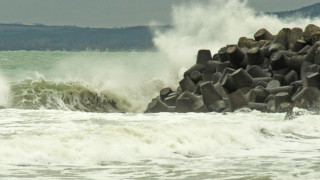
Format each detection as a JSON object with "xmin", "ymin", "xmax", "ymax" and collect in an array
[
  {"xmin": 153, "ymin": 0, "xmax": 320, "ymax": 78},
  {"xmin": 8, "ymin": 76, "xmax": 168, "ymax": 113},
  {"xmin": 3, "ymin": 0, "xmax": 320, "ymax": 113},
  {"xmin": 0, "ymin": 72, "xmax": 9, "ymax": 107},
  {"xmin": 9, "ymin": 78, "xmax": 121, "ymax": 112}
]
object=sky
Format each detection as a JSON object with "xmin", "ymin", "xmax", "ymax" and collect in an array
[{"xmin": 0, "ymin": 0, "xmax": 319, "ymax": 28}]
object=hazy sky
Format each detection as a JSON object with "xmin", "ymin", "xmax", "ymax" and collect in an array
[{"xmin": 0, "ymin": 0, "xmax": 319, "ymax": 28}]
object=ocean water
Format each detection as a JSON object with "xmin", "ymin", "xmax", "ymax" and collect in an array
[
  {"xmin": 1, "ymin": 51, "xmax": 320, "ymax": 180},
  {"xmin": 2, "ymin": 0, "xmax": 320, "ymax": 179}
]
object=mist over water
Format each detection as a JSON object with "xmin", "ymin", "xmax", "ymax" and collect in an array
[
  {"xmin": 154, "ymin": 0, "xmax": 320, "ymax": 78},
  {"xmin": 0, "ymin": 72, "xmax": 9, "ymax": 107},
  {"xmin": 49, "ymin": 52, "xmax": 177, "ymax": 112}
]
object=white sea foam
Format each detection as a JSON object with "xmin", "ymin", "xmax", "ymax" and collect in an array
[
  {"xmin": 1, "ymin": 109, "xmax": 320, "ymax": 179},
  {"xmin": 0, "ymin": 109, "xmax": 311, "ymax": 164},
  {"xmin": 0, "ymin": 72, "xmax": 9, "ymax": 107},
  {"xmin": 153, "ymin": 0, "xmax": 320, "ymax": 78},
  {"xmin": 46, "ymin": 52, "xmax": 177, "ymax": 112}
]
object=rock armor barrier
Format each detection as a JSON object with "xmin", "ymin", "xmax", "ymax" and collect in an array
[{"xmin": 146, "ymin": 24, "xmax": 320, "ymax": 114}]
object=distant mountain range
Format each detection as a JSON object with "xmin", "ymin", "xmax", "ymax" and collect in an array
[
  {"xmin": 0, "ymin": 23, "xmax": 170, "ymax": 51},
  {"xmin": 0, "ymin": 3, "xmax": 320, "ymax": 51},
  {"xmin": 271, "ymin": 3, "xmax": 320, "ymax": 18}
]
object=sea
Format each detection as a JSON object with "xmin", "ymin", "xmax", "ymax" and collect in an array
[
  {"xmin": 0, "ymin": 51, "xmax": 320, "ymax": 180},
  {"xmin": 2, "ymin": 0, "xmax": 320, "ymax": 179}
]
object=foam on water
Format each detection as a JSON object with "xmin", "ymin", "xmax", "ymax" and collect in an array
[
  {"xmin": 1, "ymin": 109, "xmax": 320, "ymax": 179},
  {"xmin": 0, "ymin": 72, "xmax": 10, "ymax": 107},
  {"xmin": 1, "ymin": 1, "xmax": 320, "ymax": 178}
]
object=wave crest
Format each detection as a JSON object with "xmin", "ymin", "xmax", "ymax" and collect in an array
[{"xmin": 10, "ymin": 78, "xmax": 122, "ymax": 112}]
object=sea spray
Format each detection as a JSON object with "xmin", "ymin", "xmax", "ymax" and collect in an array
[
  {"xmin": 153, "ymin": 0, "xmax": 320, "ymax": 79},
  {"xmin": 3, "ymin": 52, "xmax": 178, "ymax": 112},
  {"xmin": 0, "ymin": 72, "xmax": 9, "ymax": 107}
]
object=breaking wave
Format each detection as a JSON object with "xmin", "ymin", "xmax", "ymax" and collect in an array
[
  {"xmin": 9, "ymin": 78, "xmax": 120, "ymax": 112},
  {"xmin": 8, "ymin": 77, "xmax": 167, "ymax": 113},
  {"xmin": 3, "ymin": 0, "xmax": 320, "ymax": 113},
  {"xmin": 0, "ymin": 72, "xmax": 9, "ymax": 107},
  {"xmin": 153, "ymin": 0, "xmax": 320, "ymax": 78}
]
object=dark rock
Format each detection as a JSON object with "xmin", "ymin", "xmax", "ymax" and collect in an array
[
  {"xmin": 146, "ymin": 24, "xmax": 320, "ymax": 113},
  {"xmin": 311, "ymin": 32, "xmax": 320, "ymax": 46},
  {"xmin": 287, "ymin": 55, "xmax": 304, "ymax": 73},
  {"xmin": 304, "ymin": 72, "xmax": 320, "ymax": 89},
  {"xmin": 226, "ymin": 46, "xmax": 245, "ymax": 67},
  {"xmin": 260, "ymin": 42, "xmax": 272, "ymax": 58},
  {"xmin": 273, "ymin": 68, "xmax": 290, "ymax": 76},
  {"xmin": 304, "ymin": 41, "xmax": 320, "ymax": 64},
  {"xmin": 146, "ymin": 97, "xmax": 170, "ymax": 113},
  {"xmin": 212, "ymin": 54, "xmax": 220, "ymax": 61},
  {"xmin": 192, "ymin": 99, "xmax": 209, "ymax": 112},
  {"xmin": 210, "ymin": 99, "xmax": 228, "ymax": 112},
  {"xmin": 218, "ymin": 68, "xmax": 235, "ymax": 84},
  {"xmin": 239, "ymin": 87, "xmax": 252, "ymax": 95},
  {"xmin": 292, "ymin": 87, "xmax": 320, "ymax": 109},
  {"xmin": 314, "ymin": 47, "xmax": 320, "ymax": 65},
  {"xmin": 259, "ymin": 57, "xmax": 271, "ymax": 69},
  {"xmin": 252, "ymin": 77, "xmax": 273, "ymax": 88},
  {"xmin": 248, "ymin": 88, "xmax": 269, "ymax": 103},
  {"xmin": 303, "ymin": 24, "xmax": 320, "ymax": 44},
  {"xmin": 184, "ymin": 64, "xmax": 205, "ymax": 77},
  {"xmin": 178, "ymin": 91, "xmax": 199, "ymax": 102},
  {"xmin": 289, "ymin": 27, "xmax": 303, "ymax": 49},
  {"xmin": 298, "ymin": 45, "xmax": 311, "ymax": 55},
  {"xmin": 246, "ymin": 47, "xmax": 265, "ymax": 65},
  {"xmin": 193, "ymin": 81, "xmax": 203, "ymax": 95},
  {"xmin": 290, "ymin": 80, "xmax": 302, "ymax": 94},
  {"xmin": 273, "ymin": 74, "xmax": 285, "ymax": 86},
  {"xmin": 238, "ymin": 37, "xmax": 268, "ymax": 48},
  {"xmin": 216, "ymin": 62, "xmax": 229, "ymax": 73},
  {"xmin": 204, "ymin": 60, "xmax": 219, "ymax": 73},
  {"xmin": 270, "ymin": 51, "xmax": 288, "ymax": 70},
  {"xmin": 164, "ymin": 93, "xmax": 178, "ymax": 106},
  {"xmin": 221, "ymin": 74, "xmax": 236, "ymax": 93},
  {"xmin": 254, "ymin": 28, "xmax": 274, "ymax": 41},
  {"xmin": 292, "ymin": 39, "xmax": 307, "ymax": 52},
  {"xmin": 213, "ymin": 83, "xmax": 228, "ymax": 99},
  {"xmin": 160, "ymin": 87, "xmax": 173, "ymax": 101},
  {"xmin": 238, "ymin": 37, "xmax": 257, "ymax": 48},
  {"xmin": 275, "ymin": 92, "xmax": 292, "ymax": 108},
  {"xmin": 284, "ymin": 70, "xmax": 299, "ymax": 85},
  {"xmin": 176, "ymin": 97, "xmax": 192, "ymax": 113},
  {"xmin": 247, "ymin": 65, "xmax": 270, "ymax": 77},
  {"xmin": 266, "ymin": 95, "xmax": 276, "ymax": 112},
  {"xmin": 266, "ymin": 86, "xmax": 293, "ymax": 95},
  {"xmin": 231, "ymin": 68, "xmax": 253, "ymax": 89},
  {"xmin": 175, "ymin": 91, "xmax": 200, "ymax": 112},
  {"xmin": 202, "ymin": 70, "xmax": 214, "ymax": 82},
  {"xmin": 212, "ymin": 72, "xmax": 222, "ymax": 84},
  {"xmin": 228, "ymin": 89, "xmax": 247, "ymax": 111},
  {"xmin": 200, "ymin": 82, "xmax": 223, "ymax": 110},
  {"xmin": 248, "ymin": 102, "xmax": 268, "ymax": 112},
  {"xmin": 196, "ymin": 49, "xmax": 212, "ymax": 65},
  {"xmin": 269, "ymin": 28, "xmax": 291, "ymax": 55},
  {"xmin": 190, "ymin": 71, "xmax": 202, "ymax": 83},
  {"xmin": 179, "ymin": 76, "xmax": 195, "ymax": 92},
  {"xmin": 218, "ymin": 47, "xmax": 229, "ymax": 62},
  {"xmin": 176, "ymin": 86, "xmax": 182, "ymax": 94}
]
